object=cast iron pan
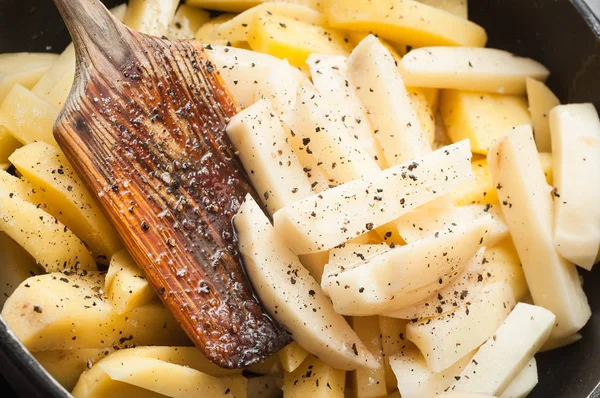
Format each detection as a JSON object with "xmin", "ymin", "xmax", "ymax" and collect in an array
[{"xmin": 0, "ymin": 0, "xmax": 599, "ymax": 397}]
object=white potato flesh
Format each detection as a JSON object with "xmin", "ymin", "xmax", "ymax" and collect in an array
[
  {"xmin": 483, "ymin": 239, "xmax": 529, "ymax": 302},
  {"xmin": 383, "ymin": 248, "xmax": 486, "ymax": 319},
  {"xmin": 348, "ymin": 35, "xmax": 431, "ymax": 167},
  {"xmin": 417, "ymin": 0, "xmax": 468, "ymax": 19},
  {"xmin": 549, "ymin": 104, "xmax": 600, "ymax": 270},
  {"xmin": 0, "ymin": 232, "xmax": 42, "ymax": 307},
  {"xmin": 540, "ymin": 332, "xmax": 582, "ymax": 352},
  {"xmin": 234, "ymin": 195, "xmax": 377, "ymax": 370},
  {"xmin": 274, "ymin": 139, "xmax": 473, "ymax": 254},
  {"xmin": 32, "ymin": 44, "xmax": 75, "ymax": 99},
  {"xmin": 0, "ymin": 52, "xmax": 58, "ymax": 103},
  {"xmin": 399, "ymin": 47, "xmax": 549, "ymax": 95},
  {"xmin": 439, "ymin": 394, "xmax": 495, "ymax": 398},
  {"xmin": 487, "ymin": 125, "xmax": 591, "ymax": 338},
  {"xmin": 351, "ymin": 316, "xmax": 388, "ymax": 398},
  {"xmin": 323, "ymin": 214, "xmax": 493, "ymax": 316},
  {"xmin": 390, "ymin": 346, "xmax": 475, "ymax": 398},
  {"xmin": 526, "ymin": 77, "xmax": 560, "ymax": 152},
  {"xmin": 255, "ymin": 59, "xmax": 298, "ymax": 115},
  {"xmin": 166, "ymin": 5, "xmax": 210, "ymax": 40},
  {"xmin": 396, "ymin": 204, "xmax": 508, "ymax": 247},
  {"xmin": 281, "ymin": 84, "xmax": 381, "ymax": 184},
  {"xmin": 406, "ymin": 282, "xmax": 515, "ymax": 372},
  {"xmin": 105, "ymin": 250, "xmax": 156, "ymax": 315},
  {"xmin": 227, "ymin": 99, "xmax": 312, "ymax": 216},
  {"xmin": 123, "ymin": 0, "xmax": 178, "ymax": 36},
  {"xmin": 378, "ymin": 316, "xmax": 407, "ymax": 392},
  {"xmin": 450, "ymin": 303, "xmax": 554, "ymax": 395},
  {"xmin": 307, "ymin": 53, "xmax": 386, "ymax": 168},
  {"xmin": 500, "ymin": 358, "xmax": 538, "ymax": 398}
]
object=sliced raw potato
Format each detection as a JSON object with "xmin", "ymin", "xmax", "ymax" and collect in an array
[
  {"xmin": 396, "ymin": 204, "xmax": 508, "ymax": 246},
  {"xmin": 283, "ymin": 356, "xmax": 345, "ymax": 398},
  {"xmin": 350, "ymin": 316, "xmax": 387, "ymax": 398},
  {"xmin": 0, "ymin": 232, "xmax": 42, "ymax": 307},
  {"xmin": 204, "ymin": 44, "xmax": 303, "ymax": 107},
  {"xmin": 378, "ymin": 317, "xmax": 408, "ymax": 392},
  {"xmin": 34, "ymin": 348, "xmax": 108, "ymax": 391},
  {"xmin": 248, "ymin": 375, "xmax": 281, "ymax": 398},
  {"xmin": 10, "ymin": 142, "xmax": 123, "ymax": 259},
  {"xmin": 278, "ymin": 342, "xmax": 310, "ymax": 373},
  {"xmin": 487, "ymin": 125, "xmax": 591, "ymax": 338},
  {"xmin": 194, "ymin": 14, "xmax": 238, "ymax": 44},
  {"xmin": 0, "ymin": 52, "xmax": 58, "ymax": 103},
  {"xmin": 123, "ymin": 0, "xmax": 178, "ymax": 36},
  {"xmin": 406, "ymin": 282, "xmax": 515, "ymax": 372},
  {"xmin": 166, "ymin": 4, "xmax": 210, "ymax": 39},
  {"xmin": 274, "ymin": 140, "xmax": 473, "ymax": 254},
  {"xmin": 105, "ymin": 250, "xmax": 156, "ymax": 314},
  {"xmin": 0, "ymin": 125, "xmax": 21, "ymax": 165},
  {"xmin": 187, "ymin": 0, "xmax": 323, "ymax": 12},
  {"xmin": 227, "ymin": 99, "xmax": 313, "ymax": 215},
  {"xmin": 2, "ymin": 273, "xmax": 189, "ymax": 352},
  {"xmin": 549, "ymin": 104, "xmax": 600, "ymax": 270},
  {"xmin": 347, "ymin": 35, "xmax": 430, "ymax": 167},
  {"xmin": 255, "ymin": 59, "xmax": 299, "ymax": 115},
  {"xmin": 325, "ymin": 0, "xmax": 486, "ymax": 47},
  {"xmin": 383, "ymin": 248, "xmax": 486, "ymax": 319},
  {"xmin": 43, "ymin": 63, "xmax": 76, "ymax": 109},
  {"xmin": 440, "ymin": 90, "xmax": 531, "ymax": 155},
  {"xmin": 299, "ymin": 251, "xmax": 330, "ymax": 282},
  {"xmin": 281, "ymin": 84, "xmax": 381, "ymax": 184},
  {"xmin": 390, "ymin": 346, "xmax": 475, "ymax": 398},
  {"xmin": 450, "ymin": 303, "xmax": 554, "ymax": 395},
  {"xmin": 212, "ymin": 2, "xmax": 325, "ymax": 43},
  {"xmin": 418, "ymin": 0, "xmax": 468, "ymax": 19},
  {"xmin": 407, "ymin": 87, "xmax": 437, "ymax": 146},
  {"xmin": 526, "ymin": 77, "xmax": 560, "ymax": 152},
  {"xmin": 0, "ymin": 169, "xmax": 49, "ymax": 208},
  {"xmin": 0, "ymin": 189, "xmax": 96, "ymax": 272},
  {"xmin": 221, "ymin": 375, "xmax": 248, "ymax": 398},
  {"xmin": 500, "ymin": 358, "xmax": 538, "ymax": 398},
  {"xmin": 32, "ymin": 44, "xmax": 75, "ymax": 98},
  {"xmin": 248, "ymin": 13, "xmax": 351, "ymax": 66},
  {"xmin": 235, "ymin": 196, "xmax": 377, "ymax": 370},
  {"xmin": 324, "ymin": 214, "xmax": 493, "ymax": 316},
  {"xmin": 0, "ymin": 84, "xmax": 59, "ymax": 146},
  {"xmin": 307, "ymin": 54, "xmax": 386, "ymax": 168},
  {"xmin": 540, "ymin": 332, "xmax": 582, "ymax": 352},
  {"xmin": 439, "ymin": 394, "xmax": 495, "ymax": 398},
  {"xmin": 400, "ymin": 47, "xmax": 549, "ymax": 94},
  {"xmin": 483, "ymin": 239, "xmax": 529, "ymax": 302},
  {"xmin": 245, "ymin": 354, "xmax": 282, "ymax": 375}
]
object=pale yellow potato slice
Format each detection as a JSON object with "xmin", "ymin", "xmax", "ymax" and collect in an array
[
  {"xmin": 278, "ymin": 342, "xmax": 309, "ymax": 373},
  {"xmin": 487, "ymin": 125, "xmax": 591, "ymax": 338},
  {"xmin": 450, "ymin": 303, "xmax": 554, "ymax": 395},
  {"xmin": 299, "ymin": 251, "xmax": 330, "ymax": 282},
  {"xmin": 0, "ymin": 232, "xmax": 42, "ymax": 307},
  {"xmin": 166, "ymin": 4, "xmax": 210, "ymax": 39},
  {"xmin": 34, "ymin": 348, "xmax": 108, "ymax": 391},
  {"xmin": 549, "ymin": 104, "xmax": 600, "ymax": 270},
  {"xmin": 0, "ymin": 125, "xmax": 21, "ymax": 163},
  {"xmin": 400, "ymin": 47, "xmax": 548, "ymax": 94},
  {"xmin": 194, "ymin": 14, "xmax": 238, "ymax": 45},
  {"xmin": 105, "ymin": 250, "xmax": 156, "ymax": 314},
  {"xmin": 273, "ymin": 140, "xmax": 473, "ymax": 255},
  {"xmin": 187, "ymin": 0, "xmax": 323, "ymax": 12},
  {"xmin": 378, "ymin": 317, "xmax": 407, "ymax": 392},
  {"xmin": 407, "ymin": 87, "xmax": 437, "ymax": 147},
  {"xmin": 406, "ymin": 282, "xmax": 515, "ymax": 372},
  {"xmin": 0, "ymin": 52, "xmax": 58, "ymax": 103},
  {"xmin": 325, "ymin": 0, "xmax": 486, "ymax": 47},
  {"xmin": 526, "ymin": 77, "xmax": 560, "ymax": 152},
  {"xmin": 483, "ymin": 239, "xmax": 529, "ymax": 302},
  {"xmin": 418, "ymin": 0, "xmax": 468, "ymax": 19},
  {"xmin": 347, "ymin": 35, "xmax": 430, "ymax": 167},
  {"xmin": 227, "ymin": 99, "xmax": 312, "ymax": 216},
  {"xmin": 235, "ymin": 195, "xmax": 377, "ymax": 370},
  {"xmin": 32, "ymin": 44, "xmax": 75, "ymax": 98},
  {"xmin": 254, "ymin": 59, "xmax": 298, "ymax": 115},
  {"xmin": 123, "ymin": 0, "xmax": 178, "ymax": 36},
  {"xmin": 540, "ymin": 333, "xmax": 582, "ymax": 353},
  {"xmin": 350, "ymin": 316, "xmax": 387, "ymax": 398},
  {"xmin": 282, "ymin": 355, "xmax": 346, "ymax": 398},
  {"xmin": 500, "ymin": 358, "xmax": 538, "ymax": 398}
]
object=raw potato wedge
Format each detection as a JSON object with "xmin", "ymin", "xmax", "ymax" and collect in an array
[
  {"xmin": 0, "ymin": 125, "xmax": 21, "ymax": 164},
  {"xmin": 540, "ymin": 332, "xmax": 582, "ymax": 352},
  {"xmin": 34, "ymin": 348, "xmax": 109, "ymax": 391},
  {"xmin": 378, "ymin": 317, "xmax": 408, "ymax": 392},
  {"xmin": 0, "ymin": 52, "xmax": 58, "ymax": 103},
  {"xmin": 400, "ymin": 47, "xmax": 549, "ymax": 95},
  {"xmin": 418, "ymin": 0, "xmax": 468, "ymax": 19},
  {"xmin": 255, "ymin": 59, "xmax": 299, "ymax": 115},
  {"xmin": 283, "ymin": 355, "xmax": 346, "ymax": 398},
  {"xmin": 323, "ymin": 215, "xmax": 493, "ymax": 316},
  {"xmin": 32, "ymin": 44, "xmax": 75, "ymax": 99},
  {"xmin": 450, "ymin": 303, "xmax": 554, "ymax": 395},
  {"xmin": 10, "ymin": 142, "xmax": 123, "ymax": 259},
  {"xmin": 483, "ymin": 239, "xmax": 529, "ymax": 302},
  {"xmin": 549, "ymin": 104, "xmax": 600, "ymax": 270},
  {"xmin": 227, "ymin": 99, "xmax": 313, "ymax": 216},
  {"xmin": 274, "ymin": 140, "xmax": 473, "ymax": 254},
  {"xmin": 0, "ymin": 232, "xmax": 42, "ymax": 307},
  {"xmin": 278, "ymin": 342, "xmax": 310, "ymax": 373},
  {"xmin": 526, "ymin": 77, "xmax": 560, "ymax": 152},
  {"xmin": 440, "ymin": 90, "xmax": 531, "ymax": 155},
  {"xmin": 0, "ymin": 189, "xmax": 96, "ymax": 272},
  {"xmin": 166, "ymin": 4, "xmax": 210, "ymax": 39},
  {"xmin": 235, "ymin": 196, "xmax": 377, "ymax": 370},
  {"xmin": 105, "ymin": 250, "xmax": 156, "ymax": 314},
  {"xmin": 0, "ymin": 84, "xmax": 59, "ymax": 146},
  {"xmin": 248, "ymin": 12, "xmax": 350, "ymax": 66},
  {"xmin": 2, "ymin": 273, "xmax": 189, "ymax": 352},
  {"xmin": 188, "ymin": 0, "xmax": 323, "ymax": 12},
  {"xmin": 123, "ymin": 0, "xmax": 178, "ymax": 36},
  {"xmin": 500, "ymin": 358, "xmax": 538, "ymax": 398},
  {"xmin": 350, "ymin": 316, "xmax": 387, "ymax": 398},
  {"xmin": 406, "ymin": 282, "xmax": 515, "ymax": 372},
  {"xmin": 194, "ymin": 14, "xmax": 239, "ymax": 45},
  {"xmin": 325, "ymin": 0, "xmax": 486, "ymax": 47},
  {"xmin": 347, "ymin": 35, "xmax": 430, "ymax": 167},
  {"xmin": 307, "ymin": 54, "xmax": 386, "ymax": 168},
  {"xmin": 487, "ymin": 125, "xmax": 591, "ymax": 338},
  {"xmin": 407, "ymin": 87, "xmax": 437, "ymax": 147}
]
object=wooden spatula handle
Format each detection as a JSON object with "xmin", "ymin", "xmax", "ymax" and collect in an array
[{"xmin": 51, "ymin": 0, "xmax": 291, "ymax": 368}]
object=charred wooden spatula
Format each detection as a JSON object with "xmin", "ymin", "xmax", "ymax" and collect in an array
[{"xmin": 51, "ymin": 0, "xmax": 291, "ymax": 368}]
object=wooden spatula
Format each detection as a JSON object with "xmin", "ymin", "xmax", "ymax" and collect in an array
[{"xmin": 50, "ymin": 0, "xmax": 291, "ymax": 368}]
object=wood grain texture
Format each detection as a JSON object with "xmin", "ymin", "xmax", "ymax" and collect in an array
[{"xmin": 52, "ymin": 0, "xmax": 290, "ymax": 368}]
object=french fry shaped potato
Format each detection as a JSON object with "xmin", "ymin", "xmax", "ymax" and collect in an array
[
  {"xmin": 278, "ymin": 342, "xmax": 310, "ymax": 373},
  {"xmin": 418, "ymin": 0, "xmax": 468, "ymax": 19},
  {"xmin": 0, "ymin": 52, "xmax": 58, "ymax": 103},
  {"xmin": 407, "ymin": 88, "xmax": 437, "ymax": 147},
  {"xmin": 254, "ymin": 59, "xmax": 299, "ymax": 115},
  {"xmin": 166, "ymin": 4, "xmax": 210, "ymax": 40},
  {"xmin": 283, "ymin": 355, "xmax": 346, "ymax": 398},
  {"xmin": 235, "ymin": 195, "xmax": 377, "ymax": 370},
  {"xmin": 123, "ymin": 0, "xmax": 178, "ymax": 36},
  {"xmin": 194, "ymin": 13, "xmax": 238, "ymax": 45},
  {"xmin": 549, "ymin": 104, "xmax": 600, "ymax": 270},
  {"xmin": 450, "ymin": 303, "xmax": 554, "ymax": 395},
  {"xmin": 526, "ymin": 77, "xmax": 560, "ymax": 152},
  {"xmin": 273, "ymin": 140, "xmax": 473, "ymax": 255},
  {"xmin": 0, "ymin": 232, "xmax": 42, "ymax": 307},
  {"xmin": 378, "ymin": 316, "xmax": 407, "ymax": 392},
  {"xmin": 32, "ymin": 44, "xmax": 75, "ymax": 99},
  {"xmin": 105, "ymin": 250, "xmax": 156, "ymax": 314},
  {"xmin": 2, "ymin": 272, "xmax": 189, "ymax": 352},
  {"xmin": 10, "ymin": 142, "xmax": 123, "ymax": 259},
  {"xmin": 406, "ymin": 282, "xmax": 515, "ymax": 372},
  {"xmin": 325, "ymin": 0, "xmax": 486, "ymax": 48},
  {"xmin": 399, "ymin": 47, "xmax": 549, "ymax": 95},
  {"xmin": 483, "ymin": 239, "xmax": 529, "ymax": 302},
  {"xmin": 34, "ymin": 348, "xmax": 109, "ymax": 391},
  {"xmin": 500, "ymin": 358, "xmax": 538, "ymax": 398},
  {"xmin": 350, "ymin": 316, "xmax": 388, "ymax": 398},
  {"xmin": 187, "ymin": 0, "xmax": 323, "ymax": 12},
  {"xmin": 487, "ymin": 125, "xmax": 591, "ymax": 338},
  {"xmin": 0, "ymin": 126, "xmax": 21, "ymax": 164}
]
